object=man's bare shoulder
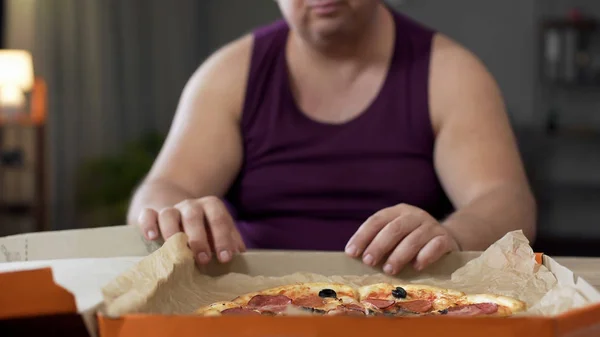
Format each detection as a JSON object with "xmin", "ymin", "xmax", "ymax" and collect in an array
[
  {"xmin": 430, "ymin": 33, "xmax": 494, "ymax": 87},
  {"xmin": 196, "ymin": 34, "xmax": 254, "ymax": 79},
  {"xmin": 432, "ymin": 33, "xmax": 483, "ymax": 70},
  {"xmin": 182, "ymin": 34, "xmax": 254, "ymax": 120},
  {"xmin": 429, "ymin": 33, "xmax": 504, "ymax": 132}
]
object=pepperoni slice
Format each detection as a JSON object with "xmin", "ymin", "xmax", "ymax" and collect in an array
[
  {"xmin": 292, "ymin": 295, "xmax": 326, "ymax": 308},
  {"xmin": 328, "ymin": 306, "xmax": 366, "ymax": 316},
  {"xmin": 447, "ymin": 305, "xmax": 483, "ymax": 316},
  {"xmin": 396, "ymin": 300, "xmax": 433, "ymax": 313},
  {"xmin": 475, "ymin": 303, "xmax": 499, "ymax": 314},
  {"xmin": 221, "ymin": 307, "xmax": 261, "ymax": 316},
  {"xmin": 247, "ymin": 294, "xmax": 292, "ymax": 313},
  {"xmin": 248, "ymin": 295, "xmax": 292, "ymax": 307},
  {"xmin": 446, "ymin": 303, "xmax": 498, "ymax": 316},
  {"xmin": 364, "ymin": 299, "xmax": 395, "ymax": 309},
  {"xmin": 343, "ymin": 303, "xmax": 367, "ymax": 313}
]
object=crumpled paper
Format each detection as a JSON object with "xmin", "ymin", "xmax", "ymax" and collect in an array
[
  {"xmin": 417, "ymin": 231, "xmax": 588, "ymax": 315},
  {"xmin": 101, "ymin": 230, "xmax": 593, "ymax": 317}
]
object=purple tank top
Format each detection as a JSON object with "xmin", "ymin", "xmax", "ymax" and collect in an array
[{"xmin": 225, "ymin": 10, "xmax": 453, "ymax": 251}]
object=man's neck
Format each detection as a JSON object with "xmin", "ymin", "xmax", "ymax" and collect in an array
[{"xmin": 289, "ymin": 5, "xmax": 394, "ymax": 69}]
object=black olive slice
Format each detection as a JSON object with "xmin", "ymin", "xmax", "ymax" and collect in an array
[
  {"xmin": 391, "ymin": 286, "xmax": 407, "ymax": 299},
  {"xmin": 318, "ymin": 288, "xmax": 337, "ymax": 299}
]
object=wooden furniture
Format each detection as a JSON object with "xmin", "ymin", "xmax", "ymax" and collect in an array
[{"xmin": 0, "ymin": 77, "xmax": 48, "ymax": 232}]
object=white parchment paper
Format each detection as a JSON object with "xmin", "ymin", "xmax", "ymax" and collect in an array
[{"xmin": 101, "ymin": 231, "xmax": 595, "ymax": 317}]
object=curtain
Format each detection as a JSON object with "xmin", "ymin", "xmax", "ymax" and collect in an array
[
  {"xmin": 32, "ymin": 0, "xmax": 209, "ymax": 230},
  {"xmin": 0, "ymin": 0, "xmax": 5, "ymax": 48}
]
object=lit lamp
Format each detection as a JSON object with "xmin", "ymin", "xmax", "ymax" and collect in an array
[{"xmin": 0, "ymin": 50, "xmax": 34, "ymax": 118}]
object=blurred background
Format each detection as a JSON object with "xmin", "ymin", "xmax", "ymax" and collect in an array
[{"xmin": 0, "ymin": 0, "xmax": 598, "ymax": 256}]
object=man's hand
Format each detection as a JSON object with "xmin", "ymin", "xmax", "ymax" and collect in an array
[
  {"xmin": 136, "ymin": 196, "xmax": 246, "ymax": 265},
  {"xmin": 345, "ymin": 204, "xmax": 460, "ymax": 275}
]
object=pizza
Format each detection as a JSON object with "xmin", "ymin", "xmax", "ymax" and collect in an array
[
  {"xmin": 358, "ymin": 283, "xmax": 466, "ymax": 315},
  {"xmin": 357, "ymin": 283, "xmax": 525, "ymax": 317},
  {"xmin": 194, "ymin": 282, "xmax": 526, "ymax": 317},
  {"xmin": 195, "ymin": 282, "xmax": 365, "ymax": 316}
]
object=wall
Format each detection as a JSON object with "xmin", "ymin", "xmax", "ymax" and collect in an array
[
  {"xmin": 205, "ymin": 0, "xmax": 281, "ymax": 52},
  {"xmin": 396, "ymin": 0, "xmax": 538, "ymax": 126}
]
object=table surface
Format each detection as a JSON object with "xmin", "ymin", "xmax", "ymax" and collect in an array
[{"xmin": 555, "ymin": 257, "xmax": 600, "ymax": 288}]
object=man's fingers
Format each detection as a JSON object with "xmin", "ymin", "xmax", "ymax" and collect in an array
[
  {"xmin": 345, "ymin": 207, "xmax": 400, "ymax": 258},
  {"xmin": 158, "ymin": 207, "xmax": 182, "ymax": 240},
  {"xmin": 138, "ymin": 208, "xmax": 159, "ymax": 240},
  {"xmin": 231, "ymin": 229, "xmax": 247, "ymax": 253},
  {"xmin": 361, "ymin": 214, "xmax": 420, "ymax": 267},
  {"xmin": 203, "ymin": 197, "xmax": 237, "ymax": 263},
  {"xmin": 140, "ymin": 197, "xmax": 243, "ymax": 266},
  {"xmin": 413, "ymin": 235, "xmax": 454, "ymax": 271},
  {"xmin": 177, "ymin": 201, "xmax": 211, "ymax": 264},
  {"xmin": 383, "ymin": 222, "xmax": 435, "ymax": 275}
]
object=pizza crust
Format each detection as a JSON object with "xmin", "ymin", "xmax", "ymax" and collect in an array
[
  {"xmin": 461, "ymin": 294, "xmax": 527, "ymax": 316},
  {"xmin": 194, "ymin": 301, "xmax": 240, "ymax": 316}
]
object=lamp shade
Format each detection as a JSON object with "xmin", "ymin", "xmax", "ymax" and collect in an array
[{"xmin": 0, "ymin": 50, "xmax": 34, "ymax": 91}]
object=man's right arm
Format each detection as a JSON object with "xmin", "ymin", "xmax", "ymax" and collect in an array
[{"xmin": 126, "ymin": 35, "xmax": 253, "ymax": 261}]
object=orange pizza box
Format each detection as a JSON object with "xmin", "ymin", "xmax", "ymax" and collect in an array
[
  {"xmin": 92, "ymin": 229, "xmax": 598, "ymax": 337},
  {"xmin": 0, "ymin": 226, "xmax": 157, "ymax": 336},
  {"xmin": 1, "ymin": 226, "xmax": 599, "ymax": 337}
]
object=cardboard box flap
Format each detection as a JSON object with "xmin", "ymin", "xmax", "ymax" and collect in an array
[
  {"xmin": 0, "ymin": 226, "xmax": 160, "ymax": 262},
  {"xmin": 576, "ymin": 277, "xmax": 600, "ymax": 303},
  {"xmin": 545, "ymin": 256, "xmax": 577, "ymax": 288},
  {"xmin": 0, "ymin": 268, "xmax": 76, "ymax": 319},
  {"xmin": 544, "ymin": 256, "xmax": 600, "ymax": 304},
  {"xmin": 0, "ymin": 257, "xmax": 144, "ymax": 313},
  {"xmin": 198, "ymin": 250, "xmax": 483, "ymax": 278}
]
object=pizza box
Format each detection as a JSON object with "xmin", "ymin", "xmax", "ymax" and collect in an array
[
  {"xmin": 0, "ymin": 226, "xmax": 157, "ymax": 337},
  {"xmin": 1, "ymin": 225, "xmax": 600, "ymax": 337}
]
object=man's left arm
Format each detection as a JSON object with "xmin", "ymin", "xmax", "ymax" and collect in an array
[
  {"xmin": 345, "ymin": 34, "xmax": 536, "ymax": 274},
  {"xmin": 430, "ymin": 34, "xmax": 537, "ymax": 251}
]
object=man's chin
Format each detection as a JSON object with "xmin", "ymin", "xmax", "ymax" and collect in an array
[{"xmin": 307, "ymin": 20, "xmax": 356, "ymax": 45}]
